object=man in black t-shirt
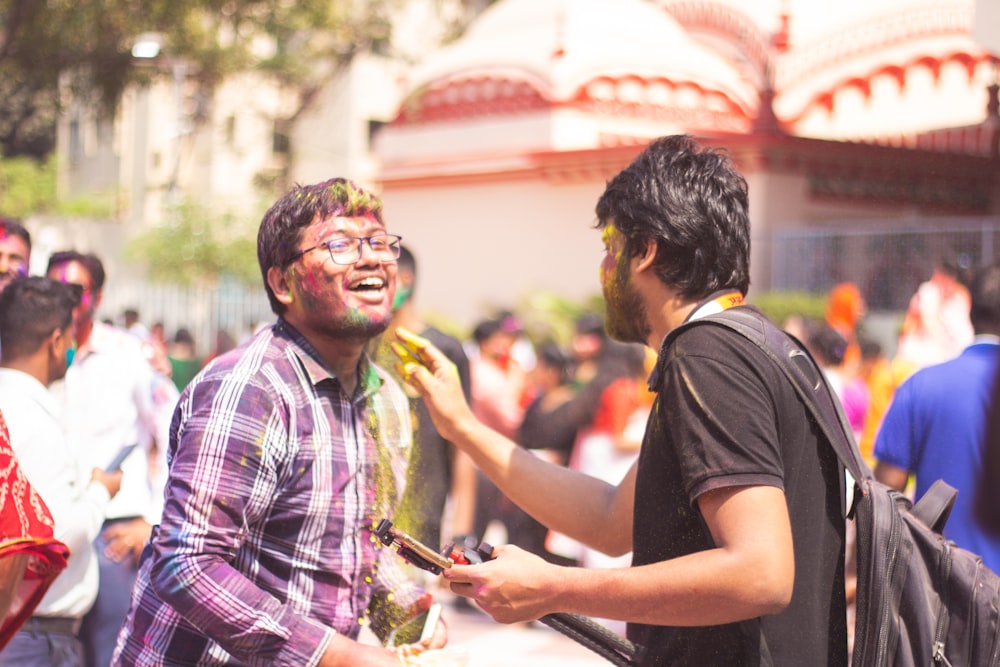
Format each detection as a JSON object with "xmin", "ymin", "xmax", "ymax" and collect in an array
[{"xmin": 400, "ymin": 136, "xmax": 847, "ymax": 665}]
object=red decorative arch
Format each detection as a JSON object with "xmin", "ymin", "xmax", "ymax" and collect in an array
[
  {"xmin": 782, "ymin": 52, "xmax": 998, "ymax": 125},
  {"xmin": 391, "ymin": 71, "xmax": 753, "ymax": 133},
  {"xmin": 392, "ymin": 75, "xmax": 551, "ymax": 124}
]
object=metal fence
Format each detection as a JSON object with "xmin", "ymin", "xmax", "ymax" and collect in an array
[
  {"xmin": 99, "ymin": 276, "xmax": 274, "ymax": 357},
  {"xmin": 95, "ymin": 217, "xmax": 1000, "ymax": 355},
  {"xmin": 768, "ymin": 217, "xmax": 1000, "ymax": 312}
]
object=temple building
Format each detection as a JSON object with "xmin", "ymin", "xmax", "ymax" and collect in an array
[{"xmin": 374, "ymin": 0, "xmax": 999, "ymax": 322}]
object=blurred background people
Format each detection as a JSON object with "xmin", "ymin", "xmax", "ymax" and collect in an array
[
  {"xmin": 46, "ymin": 251, "xmax": 175, "ymax": 667},
  {"xmin": 370, "ymin": 244, "xmax": 474, "ymax": 551},
  {"xmin": 0, "ymin": 276, "xmax": 121, "ymax": 666},
  {"xmin": 0, "ymin": 218, "xmax": 30, "ymax": 296},
  {"xmin": 806, "ymin": 322, "xmax": 871, "ymax": 443},
  {"xmin": 894, "ymin": 257, "xmax": 974, "ymax": 377},
  {"xmin": 167, "ymin": 328, "xmax": 201, "ymax": 392},
  {"xmin": 874, "ymin": 262, "xmax": 1000, "ymax": 572},
  {"xmin": 825, "ymin": 281, "xmax": 866, "ymax": 374},
  {"xmin": 508, "ymin": 340, "xmax": 578, "ymax": 564},
  {"xmin": 468, "ymin": 317, "xmax": 529, "ymax": 547}
]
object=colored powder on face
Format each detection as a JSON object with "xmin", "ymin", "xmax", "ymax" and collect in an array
[{"xmin": 391, "ymin": 285, "xmax": 411, "ymax": 312}]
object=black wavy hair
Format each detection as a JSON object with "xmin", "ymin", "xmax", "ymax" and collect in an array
[{"xmin": 595, "ymin": 135, "xmax": 751, "ymax": 300}]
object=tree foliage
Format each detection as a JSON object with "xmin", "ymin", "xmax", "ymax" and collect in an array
[
  {"xmin": 124, "ymin": 201, "xmax": 260, "ymax": 286},
  {"xmin": 0, "ymin": 156, "xmax": 56, "ymax": 218},
  {"xmin": 0, "ymin": 0, "xmax": 401, "ymax": 159}
]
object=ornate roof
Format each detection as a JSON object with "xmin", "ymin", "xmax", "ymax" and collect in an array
[
  {"xmin": 393, "ymin": 0, "xmax": 759, "ymax": 132},
  {"xmin": 386, "ymin": 0, "xmax": 996, "ymax": 155}
]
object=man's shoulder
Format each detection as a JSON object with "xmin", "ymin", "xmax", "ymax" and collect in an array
[
  {"xmin": 0, "ymin": 368, "xmax": 53, "ymax": 405},
  {"xmin": 903, "ymin": 344, "xmax": 997, "ymax": 391},
  {"xmin": 667, "ymin": 307, "xmax": 776, "ymax": 358}
]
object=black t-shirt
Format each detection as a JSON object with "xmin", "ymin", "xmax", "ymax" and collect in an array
[{"xmin": 629, "ymin": 307, "xmax": 847, "ymax": 666}]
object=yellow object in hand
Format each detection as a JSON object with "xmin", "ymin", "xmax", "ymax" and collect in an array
[{"xmin": 391, "ymin": 327, "xmax": 432, "ymax": 381}]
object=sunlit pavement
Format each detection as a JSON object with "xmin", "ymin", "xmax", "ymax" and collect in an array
[{"xmin": 361, "ymin": 590, "xmax": 617, "ymax": 666}]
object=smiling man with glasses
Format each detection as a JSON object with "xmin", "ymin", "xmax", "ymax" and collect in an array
[{"xmin": 114, "ymin": 178, "xmax": 446, "ymax": 666}]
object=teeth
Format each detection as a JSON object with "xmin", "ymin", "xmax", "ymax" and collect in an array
[{"xmin": 353, "ymin": 277, "xmax": 384, "ymax": 289}]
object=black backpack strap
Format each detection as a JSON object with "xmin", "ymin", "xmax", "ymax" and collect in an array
[
  {"xmin": 911, "ymin": 478, "xmax": 958, "ymax": 534},
  {"xmin": 667, "ymin": 308, "xmax": 872, "ymax": 487}
]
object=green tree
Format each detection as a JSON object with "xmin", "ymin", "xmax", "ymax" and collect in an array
[
  {"xmin": 124, "ymin": 201, "xmax": 259, "ymax": 285},
  {"xmin": 0, "ymin": 0, "xmax": 402, "ymax": 161},
  {"xmin": 0, "ymin": 156, "xmax": 56, "ymax": 217}
]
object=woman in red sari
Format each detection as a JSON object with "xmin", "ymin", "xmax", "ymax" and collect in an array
[{"xmin": 0, "ymin": 410, "xmax": 69, "ymax": 649}]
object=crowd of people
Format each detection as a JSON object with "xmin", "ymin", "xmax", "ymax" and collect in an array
[{"xmin": 0, "ymin": 132, "xmax": 995, "ymax": 666}]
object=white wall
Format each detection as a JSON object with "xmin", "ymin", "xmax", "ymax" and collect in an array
[{"xmin": 380, "ymin": 176, "xmax": 610, "ymax": 328}]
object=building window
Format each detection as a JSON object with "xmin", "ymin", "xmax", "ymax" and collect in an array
[
  {"xmin": 69, "ymin": 116, "xmax": 81, "ymax": 164},
  {"xmin": 272, "ymin": 120, "xmax": 290, "ymax": 156}
]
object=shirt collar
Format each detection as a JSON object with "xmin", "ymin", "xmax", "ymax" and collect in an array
[
  {"xmin": 74, "ymin": 320, "xmax": 113, "ymax": 359},
  {"xmin": 648, "ymin": 290, "xmax": 746, "ymax": 392},
  {"xmin": 683, "ymin": 290, "xmax": 746, "ymax": 324},
  {"xmin": 274, "ymin": 319, "xmax": 385, "ymax": 398}
]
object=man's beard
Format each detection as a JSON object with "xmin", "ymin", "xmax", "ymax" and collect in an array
[
  {"xmin": 604, "ymin": 260, "xmax": 650, "ymax": 345},
  {"xmin": 321, "ymin": 309, "xmax": 391, "ymax": 342}
]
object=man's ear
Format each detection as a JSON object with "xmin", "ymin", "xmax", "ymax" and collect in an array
[
  {"xmin": 398, "ymin": 268, "xmax": 415, "ymax": 291},
  {"xmin": 632, "ymin": 238, "xmax": 658, "ymax": 274},
  {"xmin": 46, "ymin": 328, "xmax": 64, "ymax": 361},
  {"xmin": 266, "ymin": 266, "xmax": 294, "ymax": 306}
]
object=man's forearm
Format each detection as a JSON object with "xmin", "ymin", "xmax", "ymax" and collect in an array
[
  {"xmin": 873, "ymin": 461, "xmax": 908, "ymax": 491},
  {"xmin": 555, "ymin": 548, "xmax": 790, "ymax": 627}
]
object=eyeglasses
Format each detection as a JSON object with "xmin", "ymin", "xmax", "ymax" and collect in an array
[{"xmin": 284, "ymin": 234, "xmax": 402, "ymax": 267}]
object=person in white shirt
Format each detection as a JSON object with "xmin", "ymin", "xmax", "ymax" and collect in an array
[
  {"xmin": 0, "ymin": 276, "xmax": 121, "ymax": 666},
  {"xmin": 46, "ymin": 252, "xmax": 176, "ymax": 667}
]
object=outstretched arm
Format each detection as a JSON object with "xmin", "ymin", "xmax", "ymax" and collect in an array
[
  {"xmin": 444, "ymin": 483, "xmax": 794, "ymax": 628},
  {"xmin": 394, "ymin": 328, "xmax": 634, "ymax": 556}
]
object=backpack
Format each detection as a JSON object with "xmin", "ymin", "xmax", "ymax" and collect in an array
[{"xmin": 680, "ymin": 308, "xmax": 1000, "ymax": 666}]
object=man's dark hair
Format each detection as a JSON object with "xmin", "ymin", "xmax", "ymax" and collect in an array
[
  {"xmin": 398, "ymin": 245, "xmax": 416, "ymax": 275},
  {"xmin": 595, "ymin": 134, "xmax": 751, "ymax": 300},
  {"xmin": 0, "ymin": 277, "xmax": 79, "ymax": 360},
  {"xmin": 472, "ymin": 318, "xmax": 503, "ymax": 344},
  {"xmin": 806, "ymin": 322, "xmax": 848, "ymax": 367},
  {"xmin": 46, "ymin": 250, "xmax": 106, "ymax": 292},
  {"xmin": 397, "ymin": 244, "xmax": 417, "ymax": 296},
  {"xmin": 969, "ymin": 263, "xmax": 1000, "ymax": 334},
  {"xmin": 257, "ymin": 178, "xmax": 384, "ymax": 315},
  {"xmin": 0, "ymin": 217, "xmax": 31, "ymax": 253},
  {"xmin": 574, "ymin": 313, "xmax": 606, "ymax": 339}
]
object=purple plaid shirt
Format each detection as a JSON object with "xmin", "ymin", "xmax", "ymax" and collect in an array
[{"xmin": 113, "ymin": 320, "xmax": 421, "ymax": 666}]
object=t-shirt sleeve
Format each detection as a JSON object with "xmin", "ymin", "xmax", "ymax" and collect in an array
[{"xmin": 662, "ymin": 326, "xmax": 786, "ymax": 504}]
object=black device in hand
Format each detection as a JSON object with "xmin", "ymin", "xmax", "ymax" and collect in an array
[
  {"xmin": 374, "ymin": 518, "xmax": 493, "ymax": 575},
  {"xmin": 104, "ymin": 443, "xmax": 138, "ymax": 473},
  {"xmin": 376, "ymin": 519, "xmax": 646, "ymax": 666}
]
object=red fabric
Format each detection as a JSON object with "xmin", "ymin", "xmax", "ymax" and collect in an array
[{"xmin": 0, "ymin": 410, "xmax": 69, "ymax": 650}]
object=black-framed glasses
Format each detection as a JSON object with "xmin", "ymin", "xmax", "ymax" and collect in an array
[{"xmin": 284, "ymin": 234, "xmax": 403, "ymax": 267}]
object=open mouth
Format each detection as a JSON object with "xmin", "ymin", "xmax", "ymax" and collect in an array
[
  {"xmin": 349, "ymin": 276, "xmax": 386, "ymax": 293},
  {"xmin": 346, "ymin": 275, "xmax": 390, "ymax": 305}
]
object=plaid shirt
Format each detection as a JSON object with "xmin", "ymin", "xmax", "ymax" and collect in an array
[{"xmin": 113, "ymin": 320, "xmax": 420, "ymax": 666}]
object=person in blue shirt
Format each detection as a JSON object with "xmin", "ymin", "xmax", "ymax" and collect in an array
[{"xmin": 874, "ymin": 262, "xmax": 1000, "ymax": 572}]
